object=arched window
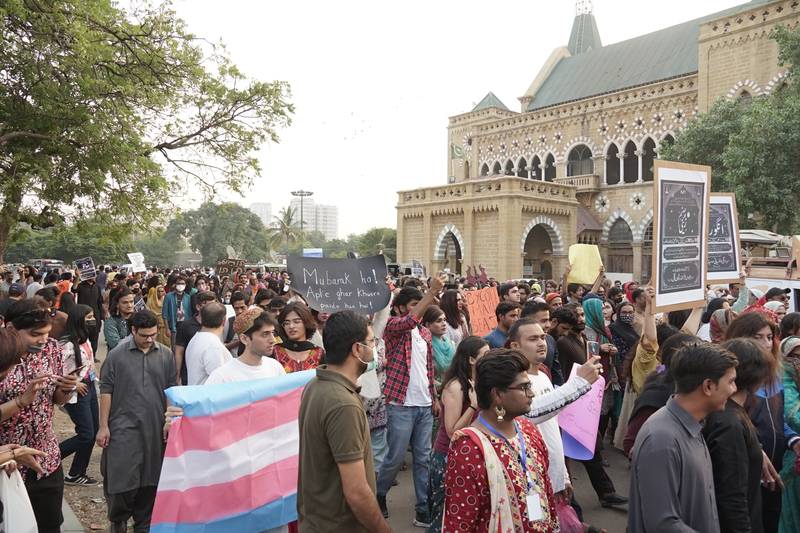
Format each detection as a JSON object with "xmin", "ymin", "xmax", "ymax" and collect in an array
[
  {"xmin": 516, "ymin": 158, "xmax": 528, "ymax": 178},
  {"xmin": 464, "ymin": 161, "xmax": 470, "ymax": 179},
  {"xmin": 642, "ymin": 138, "xmax": 656, "ymax": 182},
  {"xmin": 606, "ymin": 144, "xmax": 620, "ymax": 185},
  {"xmin": 531, "ymin": 156, "xmax": 542, "ymax": 181},
  {"xmin": 566, "ymin": 144, "xmax": 594, "ymax": 176},
  {"xmin": 504, "ymin": 159, "xmax": 515, "ymax": 176},
  {"xmin": 738, "ymin": 90, "xmax": 752, "ymax": 106},
  {"xmin": 623, "ymin": 141, "xmax": 638, "ymax": 183},
  {"xmin": 492, "ymin": 161, "xmax": 502, "ymax": 175},
  {"xmin": 662, "ymin": 134, "xmax": 675, "ymax": 147},
  {"xmin": 480, "ymin": 163, "xmax": 490, "ymax": 176},
  {"xmin": 544, "ymin": 153, "xmax": 556, "ymax": 182},
  {"xmin": 608, "ymin": 219, "xmax": 634, "ymax": 273}
]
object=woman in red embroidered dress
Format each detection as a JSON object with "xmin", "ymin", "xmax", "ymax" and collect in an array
[
  {"xmin": 272, "ymin": 302, "xmax": 325, "ymax": 373},
  {"xmin": 442, "ymin": 349, "xmax": 559, "ymax": 533}
]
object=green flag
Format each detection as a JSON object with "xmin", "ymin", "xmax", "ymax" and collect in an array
[{"xmin": 450, "ymin": 143, "xmax": 464, "ymax": 159}]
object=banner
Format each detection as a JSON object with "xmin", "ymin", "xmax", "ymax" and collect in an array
[
  {"xmin": 707, "ymin": 193, "xmax": 742, "ymax": 284},
  {"xmin": 558, "ymin": 365, "xmax": 605, "ymax": 460},
  {"xmin": 74, "ymin": 257, "xmax": 97, "ymax": 281},
  {"xmin": 151, "ymin": 371, "xmax": 315, "ymax": 533},
  {"xmin": 465, "ymin": 286, "xmax": 500, "ymax": 337},
  {"xmin": 651, "ymin": 160, "xmax": 711, "ymax": 313},
  {"xmin": 127, "ymin": 252, "xmax": 147, "ymax": 273},
  {"xmin": 216, "ymin": 258, "xmax": 245, "ymax": 278},
  {"xmin": 567, "ymin": 244, "xmax": 603, "ymax": 285},
  {"xmin": 287, "ymin": 255, "xmax": 390, "ymax": 313}
]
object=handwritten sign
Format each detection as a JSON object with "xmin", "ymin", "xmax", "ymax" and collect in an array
[
  {"xmin": 707, "ymin": 193, "xmax": 741, "ymax": 283},
  {"xmin": 567, "ymin": 244, "xmax": 603, "ymax": 285},
  {"xmin": 558, "ymin": 365, "xmax": 605, "ymax": 460},
  {"xmin": 287, "ymin": 255, "xmax": 390, "ymax": 313},
  {"xmin": 652, "ymin": 160, "xmax": 710, "ymax": 313},
  {"xmin": 74, "ymin": 257, "xmax": 97, "ymax": 281},
  {"xmin": 465, "ymin": 287, "xmax": 500, "ymax": 337},
  {"xmin": 216, "ymin": 259, "xmax": 245, "ymax": 278},
  {"xmin": 127, "ymin": 252, "xmax": 147, "ymax": 273}
]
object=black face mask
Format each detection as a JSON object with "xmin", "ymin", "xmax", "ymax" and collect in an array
[
  {"xmin": 27, "ymin": 344, "xmax": 44, "ymax": 354},
  {"xmin": 85, "ymin": 319, "xmax": 97, "ymax": 328}
]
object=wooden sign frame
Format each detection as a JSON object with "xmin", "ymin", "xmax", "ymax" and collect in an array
[
  {"xmin": 707, "ymin": 193, "xmax": 742, "ymax": 284},
  {"xmin": 651, "ymin": 160, "xmax": 711, "ymax": 313}
]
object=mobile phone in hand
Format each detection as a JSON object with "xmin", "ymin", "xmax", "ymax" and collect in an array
[{"xmin": 587, "ymin": 341, "xmax": 600, "ymax": 358}]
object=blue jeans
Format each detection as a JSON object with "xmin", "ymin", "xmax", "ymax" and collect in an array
[
  {"xmin": 371, "ymin": 426, "xmax": 388, "ymax": 476},
  {"xmin": 59, "ymin": 380, "xmax": 99, "ymax": 477},
  {"xmin": 376, "ymin": 404, "xmax": 433, "ymax": 516}
]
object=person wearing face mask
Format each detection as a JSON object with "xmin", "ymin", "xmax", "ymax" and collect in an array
[
  {"xmin": 0, "ymin": 298, "xmax": 80, "ymax": 533},
  {"xmin": 76, "ymin": 275, "xmax": 104, "ymax": 354},
  {"xmin": 297, "ymin": 310, "xmax": 391, "ymax": 533},
  {"xmin": 162, "ymin": 276, "xmax": 192, "ymax": 352},
  {"xmin": 58, "ymin": 304, "xmax": 100, "ymax": 485}
]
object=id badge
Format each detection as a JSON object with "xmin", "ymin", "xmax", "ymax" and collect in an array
[{"xmin": 526, "ymin": 492, "xmax": 543, "ymax": 521}]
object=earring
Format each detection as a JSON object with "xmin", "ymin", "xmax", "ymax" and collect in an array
[{"xmin": 495, "ymin": 405, "xmax": 506, "ymax": 422}]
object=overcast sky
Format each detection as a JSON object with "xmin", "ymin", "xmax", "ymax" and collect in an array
[{"xmin": 172, "ymin": 0, "xmax": 747, "ymax": 237}]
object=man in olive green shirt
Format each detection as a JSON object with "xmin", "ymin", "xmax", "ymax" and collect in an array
[{"xmin": 297, "ymin": 310, "xmax": 391, "ymax": 533}]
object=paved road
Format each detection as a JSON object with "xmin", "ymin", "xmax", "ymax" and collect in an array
[{"xmin": 386, "ymin": 444, "xmax": 630, "ymax": 532}]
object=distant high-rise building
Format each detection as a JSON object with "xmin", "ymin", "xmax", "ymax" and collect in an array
[
  {"xmin": 288, "ymin": 198, "xmax": 339, "ymax": 240},
  {"xmin": 248, "ymin": 202, "xmax": 272, "ymax": 227}
]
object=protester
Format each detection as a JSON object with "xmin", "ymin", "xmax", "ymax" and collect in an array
[
  {"xmin": 781, "ymin": 313, "xmax": 800, "ymax": 340},
  {"xmin": 185, "ymin": 301, "xmax": 232, "ymax": 385},
  {"xmin": 76, "ymin": 274, "xmax": 104, "ymax": 354},
  {"xmin": 427, "ymin": 336, "xmax": 490, "ymax": 532},
  {"xmin": 58, "ymin": 304, "xmax": 100, "ymax": 486},
  {"xmin": 25, "ymin": 270, "xmax": 43, "ymax": 298},
  {"xmin": 36, "ymin": 286, "xmax": 69, "ymax": 339},
  {"xmin": 0, "ymin": 298, "xmax": 79, "ymax": 532},
  {"xmin": 703, "ymin": 338, "xmax": 769, "ymax": 533},
  {"xmin": 781, "ymin": 335, "xmax": 800, "ymax": 531},
  {"xmin": 104, "ymin": 287, "xmax": 134, "ymax": 350},
  {"xmin": 499, "ymin": 282, "xmax": 522, "ymax": 304},
  {"xmin": 162, "ymin": 276, "xmax": 192, "ymax": 348},
  {"xmin": 439, "ymin": 289, "xmax": 469, "ymax": 347},
  {"xmin": 359, "ymin": 300, "xmax": 391, "ymax": 475},
  {"xmin": 765, "ymin": 300, "xmax": 788, "ymax": 324},
  {"xmin": 442, "ymin": 350, "xmax": 559, "ymax": 532},
  {"xmin": 582, "ymin": 297, "xmax": 620, "ymax": 444},
  {"xmin": 484, "ymin": 301, "xmax": 521, "ymax": 349},
  {"xmin": 97, "ymin": 309, "xmax": 177, "ymax": 532},
  {"xmin": 710, "ymin": 308, "xmax": 737, "ymax": 344},
  {"xmin": 145, "ymin": 283, "xmax": 171, "ymax": 346},
  {"xmin": 297, "ymin": 310, "xmax": 391, "ymax": 533},
  {"xmin": 174, "ymin": 290, "xmax": 217, "ymax": 385},
  {"xmin": 521, "ymin": 300, "xmax": 563, "ymax": 385},
  {"xmin": 223, "ymin": 290, "xmax": 248, "ymax": 355},
  {"xmin": 545, "ymin": 292, "xmax": 563, "ymax": 310},
  {"xmin": 698, "ymin": 297, "xmax": 730, "ymax": 341},
  {"xmin": 274, "ymin": 302, "xmax": 325, "ymax": 373},
  {"xmin": 629, "ymin": 343, "xmax": 738, "ymax": 532},
  {"xmin": 422, "ymin": 305, "xmax": 455, "ymax": 391},
  {"xmin": 376, "ymin": 274, "xmax": 445, "ymax": 526}
]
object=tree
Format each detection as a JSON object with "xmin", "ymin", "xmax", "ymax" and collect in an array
[
  {"xmin": 355, "ymin": 228, "xmax": 396, "ymax": 261},
  {"xmin": 169, "ymin": 202, "xmax": 268, "ymax": 263},
  {"xmin": 0, "ymin": 0, "xmax": 293, "ymax": 261},
  {"xmin": 268, "ymin": 207, "xmax": 299, "ymax": 255},
  {"xmin": 661, "ymin": 25, "xmax": 800, "ymax": 233}
]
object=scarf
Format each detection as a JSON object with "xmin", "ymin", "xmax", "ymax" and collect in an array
[
  {"xmin": 709, "ymin": 308, "xmax": 735, "ymax": 343},
  {"xmin": 280, "ymin": 338, "xmax": 317, "ymax": 352},
  {"xmin": 431, "ymin": 336, "xmax": 456, "ymax": 382},
  {"xmin": 146, "ymin": 287, "xmax": 163, "ymax": 315},
  {"xmin": 583, "ymin": 298, "xmax": 611, "ymax": 344},
  {"xmin": 610, "ymin": 317, "xmax": 639, "ymax": 355},
  {"xmin": 623, "ymin": 282, "xmax": 636, "ymax": 304}
]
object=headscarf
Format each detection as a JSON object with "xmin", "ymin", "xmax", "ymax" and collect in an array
[
  {"xmin": 701, "ymin": 297, "xmax": 728, "ymax": 324},
  {"xmin": 781, "ymin": 336, "xmax": 800, "ymax": 396},
  {"xmin": 623, "ymin": 282, "xmax": 636, "ymax": 304},
  {"xmin": 544, "ymin": 292, "xmax": 561, "ymax": 305},
  {"xmin": 610, "ymin": 304, "xmax": 640, "ymax": 355},
  {"xmin": 583, "ymin": 297, "xmax": 611, "ymax": 344},
  {"xmin": 145, "ymin": 286, "xmax": 163, "ymax": 315},
  {"xmin": 709, "ymin": 308, "xmax": 735, "ymax": 344},
  {"xmin": 764, "ymin": 301, "xmax": 786, "ymax": 314}
]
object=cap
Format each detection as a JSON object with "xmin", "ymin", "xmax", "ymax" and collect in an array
[
  {"xmin": 234, "ymin": 307, "xmax": 266, "ymax": 335},
  {"xmin": 530, "ymin": 283, "xmax": 542, "ymax": 294},
  {"xmin": 781, "ymin": 336, "xmax": 800, "ymax": 357},
  {"xmin": 8, "ymin": 283, "xmax": 25, "ymax": 297},
  {"xmin": 765, "ymin": 287, "xmax": 791, "ymax": 300},
  {"xmin": 544, "ymin": 292, "xmax": 561, "ymax": 304}
]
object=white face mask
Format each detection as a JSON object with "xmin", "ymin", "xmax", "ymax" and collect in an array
[
  {"xmin": 175, "ymin": 284, "xmax": 186, "ymax": 292},
  {"xmin": 355, "ymin": 344, "xmax": 378, "ymax": 373}
]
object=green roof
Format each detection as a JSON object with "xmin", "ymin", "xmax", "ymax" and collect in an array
[
  {"xmin": 568, "ymin": 13, "xmax": 602, "ymax": 55},
  {"xmin": 472, "ymin": 92, "xmax": 510, "ymax": 112},
  {"xmin": 527, "ymin": 0, "xmax": 774, "ymax": 111}
]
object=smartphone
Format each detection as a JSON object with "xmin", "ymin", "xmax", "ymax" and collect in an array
[
  {"xmin": 587, "ymin": 341, "xmax": 600, "ymax": 358},
  {"xmin": 68, "ymin": 365, "xmax": 87, "ymax": 376}
]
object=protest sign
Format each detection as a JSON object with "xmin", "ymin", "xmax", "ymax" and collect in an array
[
  {"xmin": 707, "ymin": 193, "xmax": 742, "ymax": 283},
  {"xmin": 127, "ymin": 252, "xmax": 147, "ymax": 273},
  {"xmin": 215, "ymin": 258, "xmax": 245, "ymax": 277},
  {"xmin": 411, "ymin": 259, "xmax": 425, "ymax": 278},
  {"xmin": 151, "ymin": 371, "xmax": 314, "ymax": 533},
  {"xmin": 287, "ymin": 255, "xmax": 390, "ymax": 313},
  {"xmin": 74, "ymin": 257, "xmax": 97, "ymax": 281},
  {"xmin": 651, "ymin": 160, "xmax": 710, "ymax": 313},
  {"xmin": 567, "ymin": 244, "xmax": 603, "ymax": 285},
  {"xmin": 465, "ymin": 286, "xmax": 500, "ymax": 337},
  {"xmin": 558, "ymin": 365, "xmax": 605, "ymax": 460}
]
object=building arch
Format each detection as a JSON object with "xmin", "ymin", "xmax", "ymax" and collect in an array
[
  {"xmin": 480, "ymin": 162, "xmax": 490, "ymax": 177},
  {"xmin": 492, "ymin": 161, "xmax": 502, "ymax": 175},
  {"xmin": 562, "ymin": 137, "xmax": 599, "ymax": 161},
  {"xmin": 530, "ymin": 154, "xmax": 543, "ymax": 180},
  {"xmin": 519, "ymin": 216, "xmax": 565, "ymax": 255},
  {"xmin": 504, "ymin": 159, "xmax": 515, "ymax": 176},
  {"xmin": 607, "ymin": 218, "xmax": 634, "ymax": 275},
  {"xmin": 544, "ymin": 153, "xmax": 556, "ymax": 182},
  {"xmin": 635, "ymin": 208, "xmax": 654, "ymax": 242},
  {"xmin": 516, "ymin": 157, "xmax": 529, "ymax": 178},
  {"xmin": 566, "ymin": 144, "xmax": 594, "ymax": 176},
  {"xmin": 765, "ymin": 71, "xmax": 789, "ymax": 94},
  {"xmin": 641, "ymin": 137, "xmax": 657, "ymax": 182},
  {"xmin": 601, "ymin": 208, "xmax": 636, "ymax": 243},
  {"xmin": 433, "ymin": 224, "xmax": 465, "ymax": 273},
  {"xmin": 605, "ymin": 142, "xmax": 620, "ymax": 185},
  {"xmin": 622, "ymin": 140, "xmax": 638, "ymax": 183},
  {"xmin": 727, "ymin": 79, "xmax": 763, "ymax": 100},
  {"xmin": 658, "ymin": 133, "xmax": 675, "ymax": 153}
]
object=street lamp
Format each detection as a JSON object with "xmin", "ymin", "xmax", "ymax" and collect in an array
[{"xmin": 291, "ymin": 189, "xmax": 313, "ymax": 254}]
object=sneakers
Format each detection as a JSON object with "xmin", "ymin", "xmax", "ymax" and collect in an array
[
  {"xmin": 600, "ymin": 493, "xmax": 628, "ymax": 508},
  {"xmin": 64, "ymin": 474, "xmax": 99, "ymax": 486},
  {"xmin": 377, "ymin": 494, "xmax": 389, "ymax": 519},
  {"xmin": 412, "ymin": 511, "xmax": 431, "ymax": 528}
]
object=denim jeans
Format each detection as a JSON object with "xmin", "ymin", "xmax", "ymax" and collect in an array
[
  {"xmin": 59, "ymin": 380, "xmax": 99, "ymax": 477},
  {"xmin": 376, "ymin": 404, "xmax": 433, "ymax": 516},
  {"xmin": 370, "ymin": 426, "xmax": 388, "ymax": 476}
]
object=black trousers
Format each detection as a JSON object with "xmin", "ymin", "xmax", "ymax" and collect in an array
[
  {"xmin": 578, "ymin": 432, "xmax": 616, "ymax": 499},
  {"xmin": 761, "ymin": 485, "xmax": 781, "ymax": 533},
  {"xmin": 88, "ymin": 322, "xmax": 101, "ymax": 355},
  {"xmin": 106, "ymin": 485, "xmax": 157, "ymax": 533},
  {"xmin": 25, "ymin": 465, "xmax": 64, "ymax": 533}
]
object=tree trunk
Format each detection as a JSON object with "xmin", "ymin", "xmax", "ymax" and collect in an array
[{"xmin": 0, "ymin": 181, "xmax": 23, "ymax": 264}]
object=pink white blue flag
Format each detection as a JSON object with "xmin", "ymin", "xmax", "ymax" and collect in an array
[{"xmin": 150, "ymin": 370, "xmax": 315, "ymax": 532}]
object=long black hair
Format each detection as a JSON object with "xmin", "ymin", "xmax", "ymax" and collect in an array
[
  {"xmin": 63, "ymin": 304, "xmax": 93, "ymax": 368},
  {"xmin": 109, "ymin": 287, "xmax": 134, "ymax": 318},
  {"xmin": 440, "ymin": 290, "xmax": 463, "ymax": 329},
  {"xmin": 442, "ymin": 336, "xmax": 489, "ymax": 407}
]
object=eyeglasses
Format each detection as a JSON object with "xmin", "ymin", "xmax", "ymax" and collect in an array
[
  {"xmin": 506, "ymin": 382, "xmax": 534, "ymax": 393},
  {"xmin": 135, "ymin": 332, "xmax": 157, "ymax": 340}
]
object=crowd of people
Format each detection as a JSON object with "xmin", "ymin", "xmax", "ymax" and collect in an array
[{"xmin": 1, "ymin": 258, "xmax": 800, "ymax": 532}]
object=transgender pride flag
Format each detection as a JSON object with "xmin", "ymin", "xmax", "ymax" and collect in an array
[{"xmin": 150, "ymin": 370, "xmax": 315, "ymax": 533}]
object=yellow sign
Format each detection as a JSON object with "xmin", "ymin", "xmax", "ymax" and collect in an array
[{"xmin": 567, "ymin": 244, "xmax": 603, "ymax": 285}]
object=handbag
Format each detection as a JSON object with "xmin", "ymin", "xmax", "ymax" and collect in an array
[{"xmin": 0, "ymin": 468, "xmax": 38, "ymax": 533}]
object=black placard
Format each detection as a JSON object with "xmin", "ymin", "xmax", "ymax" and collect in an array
[
  {"xmin": 216, "ymin": 259, "xmax": 245, "ymax": 277},
  {"xmin": 658, "ymin": 181, "xmax": 705, "ymax": 294},
  {"xmin": 708, "ymin": 202, "xmax": 736, "ymax": 273},
  {"xmin": 288, "ymin": 255, "xmax": 390, "ymax": 313},
  {"xmin": 74, "ymin": 257, "xmax": 97, "ymax": 281}
]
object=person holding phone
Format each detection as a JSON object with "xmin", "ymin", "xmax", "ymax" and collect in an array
[{"xmin": 58, "ymin": 304, "xmax": 100, "ymax": 485}]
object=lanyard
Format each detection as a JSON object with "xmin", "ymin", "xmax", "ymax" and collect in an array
[{"xmin": 478, "ymin": 414, "xmax": 533, "ymax": 492}]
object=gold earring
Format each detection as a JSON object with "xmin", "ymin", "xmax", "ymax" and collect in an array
[{"xmin": 495, "ymin": 405, "xmax": 506, "ymax": 422}]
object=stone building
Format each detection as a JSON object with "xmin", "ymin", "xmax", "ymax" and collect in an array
[{"xmin": 396, "ymin": 0, "xmax": 798, "ymax": 282}]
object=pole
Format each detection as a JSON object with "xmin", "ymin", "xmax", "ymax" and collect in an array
[{"xmin": 291, "ymin": 190, "xmax": 313, "ymax": 256}]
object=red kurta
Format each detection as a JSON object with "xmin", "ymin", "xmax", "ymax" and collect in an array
[{"xmin": 442, "ymin": 417, "xmax": 559, "ymax": 532}]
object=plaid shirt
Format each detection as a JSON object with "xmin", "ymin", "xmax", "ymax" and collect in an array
[{"xmin": 382, "ymin": 313, "xmax": 436, "ymax": 405}]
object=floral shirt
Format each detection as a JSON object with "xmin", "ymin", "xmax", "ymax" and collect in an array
[
  {"xmin": 443, "ymin": 417, "xmax": 559, "ymax": 532},
  {"xmin": 273, "ymin": 345, "xmax": 324, "ymax": 374},
  {"xmin": 0, "ymin": 338, "xmax": 64, "ymax": 479}
]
